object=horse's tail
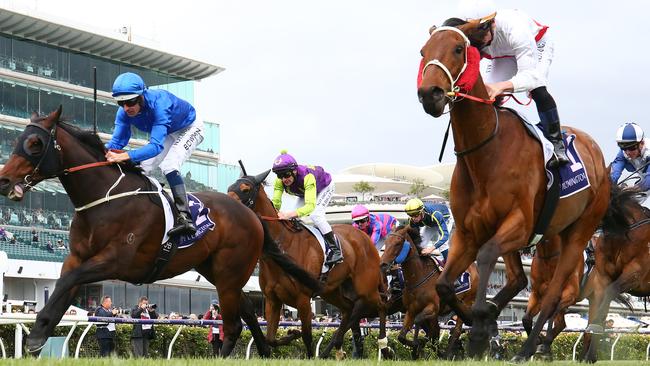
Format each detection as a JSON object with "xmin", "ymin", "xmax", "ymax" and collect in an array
[
  {"xmin": 601, "ymin": 184, "xmax": 640, "ymax": 237},
  {"xmin": 613, "ymin": 293, "xmax": 635, "ymax": 312},
  {"xmin": 258, "ymin": 217, "xmax": 322, "ymax": 294}
]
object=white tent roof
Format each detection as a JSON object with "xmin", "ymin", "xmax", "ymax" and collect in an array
[{"xmin": 376, "ymin": 190, "xmax": 404, "ymax": 197}]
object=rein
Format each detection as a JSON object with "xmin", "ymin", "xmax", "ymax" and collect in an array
[
  {"xmin": 385, "ymin": 232, "xmax": 439, "ymax": 292},
  {"xmin": 454, "ymin": 106, "xmax": 499, "ymax": 157}
]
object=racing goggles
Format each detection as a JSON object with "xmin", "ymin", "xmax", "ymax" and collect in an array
[{"xmin": 117, "ymin": 96, "xmax": 140, "ymax": 107}]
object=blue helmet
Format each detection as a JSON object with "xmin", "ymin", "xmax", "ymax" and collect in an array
[
  {"xmin": 112, "ymin": 72, "xmax": 146, "ymax": 101},
  {"xmin": 616, "ymin": 122, "xmax": 644, "ymax": 149}
]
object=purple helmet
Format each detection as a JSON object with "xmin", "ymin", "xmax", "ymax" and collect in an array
[{"xmin": 272, "ymin": 150, "xmax": 298, "ymax": 173}]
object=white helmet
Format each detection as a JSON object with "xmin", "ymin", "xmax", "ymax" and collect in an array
[
  {"xmin": 457, "ymin": 0, "xmax": 497, "ymax": 22},
  {"xmin": 616, "ymin": 122, "xmax": 644, "ymax": 149}
]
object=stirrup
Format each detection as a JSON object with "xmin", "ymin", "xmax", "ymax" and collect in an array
[
  {"xmin": 168, "ymin": 217, "xmax": 196, "ymax": 237},
  {"xmin": 325, "ymin": 251, "xmax": 343, "ymax": 266}
]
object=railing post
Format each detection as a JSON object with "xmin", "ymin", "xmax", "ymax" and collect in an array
[
  {"xmin": 315, "ymin": 330, "xmax": 326, "ymax": 358},
  {"xmin": 0, "ymin": 337, "xmax": 5, "ymax": 359},
  {"xmin": 610, "ymin": 332, "xmax": 622, "ymax": 361},
  {"xmin": 61, "ymin": 321, "xmax": 78, "ymax": 358},
  {"xmin": 14, "ymin": 323, "xmax": 22, "ymax": 358},
  {"xmin": 572, "ymin": 332, "xmax": 584, "ymax": 361},
  {"xmin": 166, "ymin": 325, "xmax": 185, "ymax": 360},
  {"xmin": 245, "ymin": 337, "xmax": 255, "ymax": 360},
  {"xmin": 75, "ymin": 324, "xmax": 94, "ymax": 358}
]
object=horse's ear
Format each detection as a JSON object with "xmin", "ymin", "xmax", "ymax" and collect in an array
[
  {"xmin": 30, "ymin": 112, "xmax": 39, "ymax": 123},
  {"xmin": 254, "ymin": 169, "xmax": 271, "ymax": 185},
  {"xmin": 44, "ymin": 105, "xmax": 62, "ymax": 127}
]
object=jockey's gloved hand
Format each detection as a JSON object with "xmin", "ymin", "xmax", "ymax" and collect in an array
[{"xmin": 432, "ymin": 248, "xmax": 442, "ymax": 256}]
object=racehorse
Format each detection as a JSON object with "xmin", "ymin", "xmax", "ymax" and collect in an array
[
  {"xmin": 228, "ymin": 171, "xmax": 388, "ymax": 359},
  {"xmin": 522, "ymin": 235, "xmax": 584, "ymax": 361},
  {"xmin": 582, "ymin": 186, "xmax": 650, "ymax": 363},
  {"xmin": 417, "ymin": 20, "xmax": 611, "ymax": 360},
  {"xmin": 0, "ymin": 107, "xmax": 321, "ymax": 356},
  {"xmin": 379, "ymin": 225, "xmax": 478, "ymax": 360}
]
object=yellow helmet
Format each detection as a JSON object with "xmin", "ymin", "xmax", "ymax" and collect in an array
[{"xmin": 405, "ymin": 198, "xmax": 424, "ymax": 216}]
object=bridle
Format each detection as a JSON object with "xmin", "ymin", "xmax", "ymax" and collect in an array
[{"xmin": 421, "ymin": 26, "xmax": 471, "ymax": 102}]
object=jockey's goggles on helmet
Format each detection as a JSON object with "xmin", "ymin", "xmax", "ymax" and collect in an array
[
  {"xmin": 353, "ymin": 217, "xmax": 369, "ymax": 224},
  {"xmin": 618, "ymin": 142, "xmax": 640, "ymax": 151},
  {"xmin": 276, "ymin": 170, "xmax": 293, "ymax": 179},
  {"xmin": 117, "ymin": 96, "xmax": 140, "ymax": 107},
  {"xmin": 406, "ymin": 210, "xmax": 423, "ymax": 218}
]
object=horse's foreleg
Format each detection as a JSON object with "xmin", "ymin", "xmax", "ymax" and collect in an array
[
  {"xmin": 436, "ymin": 233, "xmax": 476, "ymax": 325},
  {"xmin": 350, "ymin": 322, "xmax": 364, "ymax": 359},
  {"xmin": 582, "ymin": 270, "xmax": 609, "ymax": 363},
  {"xmin": 217, "ymin": 289, "xmax": 243, "ymax": 357},
  {"xmin": 297, "ymin": 297, "xmax": 314, "ymax": 358},
  {"xmin": 27, "ymin": 256, "xmax": 111, "ymax": 353},
  {"xmin": 522, "ymin": 292, "xmax": 539, "ymax": 337},
  {"xmin": 513, "ymin": 240, "xmax": 584, "ymax": 362},
  {"xmin": 238, "ymin": 292, "xmax": 271, "ymax": 357},
  {"xmin": 445, "ymin": 319, "xmax": 464, "ymax": 360},
  {"xmin": 263, "ymin": 297, "xmax": 282, "ymax": 347},
  {"xmin": 397, "ymin": 311, "xmax": 416, "ymax": 351},
  {"xmin": 491, "ymin": 252, "xmax": 528, "ymax": 310}
]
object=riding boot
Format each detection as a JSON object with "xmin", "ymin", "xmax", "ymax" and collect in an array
[
  {"xmin": 167, "ymin": 183, "xmax": 196, "ymax": 237},
  {"xmin": 539, "ymin": 108, "xmax": 570, "ymax": 167},
  {"xmin": 323, "ymin": 231, "xmax": 343, "ymax": 266}
]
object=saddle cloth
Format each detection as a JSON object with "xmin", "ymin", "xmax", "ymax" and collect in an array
[
  {"xmin": 510, "ymin": 109, "xmax": 591, "ymax": 198},
  {"xmin": 302, "ymin": 224, "xmax": 337, "ymax": 274},
  {"xmin": 432, "ymin": 256, "xmax": 471, "ymax": 295},
  {"xmin": 149, "ymin": 177, "xmax": 216, "ymax": 248}
]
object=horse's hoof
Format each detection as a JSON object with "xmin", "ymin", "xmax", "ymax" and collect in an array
[
  {"xmin": 335, "ymin": 349, "xmax": 347, "ymax": 361},
  {"xmin": 510, "ymin": 354, "xmax": 530, "ymax": 363},
  {"xmin": 25, "ymin": 337, "xmax": 46, "ymax": 355},
  {"xmin": 382, "ymin": 347, "xmax": 395, "ymax": 360}
]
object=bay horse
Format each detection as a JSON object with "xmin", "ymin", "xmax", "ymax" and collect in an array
[
  {"xmin": 227, "ymin": 171, "xmax": 388, "ymax": 359},
  {"xmin": 417, "ymin": 21, "xmax": 610, "ymax": 361},
  {"xmin": 522, "ymin": 235, "xmax": 584, "ymax": 361},
  {"xmin": 0, "ymin": 107, "xmax": 321, "ymax": 356},
  {"xmin": 379, "ymin": 225, "xmax": 478, "ymax": 360},
  {"xmin": 582, "ymin": 186, "xmax": 649, "ymax": 363}
]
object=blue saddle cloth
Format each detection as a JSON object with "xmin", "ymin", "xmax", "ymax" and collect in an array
[{"xmin": 177, "ymin": 193, "xmax": 216, "ymax": 249}]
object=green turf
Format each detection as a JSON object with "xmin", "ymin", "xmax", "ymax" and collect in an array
[{"xmin": 0, "ymin": 359, "xmax": 643, "ymax": 366}]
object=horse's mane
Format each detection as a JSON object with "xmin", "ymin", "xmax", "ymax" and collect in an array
[
  {"xmin": 56, "ymin": 121, "xmax": 143, "ymax": 174},
  {"xmin": 601, "ymin": 184, "xmax": 644, "ymax": 239},
  {"xmin": 440, "ymin": 17, "xmax": 492, "ymax": 49}
]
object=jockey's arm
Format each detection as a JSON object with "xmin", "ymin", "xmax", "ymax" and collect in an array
[
  {"xmin": 430, "ymin": 211, "xmax": 450, "ymax": 249},
  {"xmin": 105, "ymin": 117, "xmax": 131, "ymax": 151},
  {"xmin": 370, "ymin": 220, "xmax": 382, "ymax": 245},
  {"xmin": 610, "ymin": 151, "xmax": 627, "ymax": 183},
  {"xmin": 638, "ymin": 172, "xmax": 650, "ymax": 191},
  {"xmin": 271, "ymin": 178, "xmax": 284, "ymax": 210},
  {"xmin": 295, "ymin": 174, "xmax": 317, "ymax": 217},
  {"xmin": 506, "ymin": 20, "xmax": 543, "ymax": 93},
  {"xmin": 126, "ymin": 117, "xmax": 169, "ymax": 163}
]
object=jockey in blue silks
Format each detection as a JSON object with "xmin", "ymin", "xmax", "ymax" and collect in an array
[
  {"xmin": 405, "ymin": 198, "xmax": 453, "ymax": 264},
  {"xmin": 610, "ymin": 122, "xmax": 650, "ymax": 192},
  {"xmin": 105, "ymin": 72, "xmax": 204, "ymax": 237}
]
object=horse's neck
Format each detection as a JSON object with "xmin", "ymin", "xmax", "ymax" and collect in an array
[
  {"xmin": 57, "ymin": 131, "xmax": 144, "ymax": 209},
  {"xmin": 401, "ymin": 243, "xmax": 430, "ymax": 284}
]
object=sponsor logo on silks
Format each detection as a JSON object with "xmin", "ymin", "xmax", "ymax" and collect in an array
[
  {"xmin": 178, "ymin": 193, "xmax": 216, "ymax": 249},
  {"xmin": 274, "ymin": 158, "xmax": 283, "ymax": 166},
  {"xmin": 558, "ymin": 134, "xmax": 591, "ymax": 198},
  {"xmin": 182, "ymin": 129, "xmax": 203, "ymax": 151}
]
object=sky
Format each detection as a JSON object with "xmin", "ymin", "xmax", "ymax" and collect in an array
[{"xmin": 4, "ymin": 0, "xmax": 647, "ymax": 176}]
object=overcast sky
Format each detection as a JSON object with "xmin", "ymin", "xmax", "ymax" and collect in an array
[{"xmin": 7, "ymin": 0, "xmax": 646, "ymax": 176}]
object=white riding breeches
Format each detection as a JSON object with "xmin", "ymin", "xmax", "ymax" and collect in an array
[
  {"xmin": 297, "ymin": 182, "xmax": 335, "ymax": 235},
  {"xmin": 140, "ymin": 118, "xmax": 205, "ymax": 175},
  {"xmin": 482, "ymin": 34, "xmax": 554, "ymax": 91}
]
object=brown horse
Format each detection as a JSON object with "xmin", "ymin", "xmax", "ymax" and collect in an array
[
  {"xmin": 582, "ymin": 187, "xmax": 650, "ymax": 363},
  {"xmin": 522, "ymin": 235, "xmax": 584, "ymax": 361},
  {"xmin": 417, "ymin": 21, "xmax": 611, "ymax": 360},
  {"xmin": 379, "ymin": 225, "xmax": 477, "ymax": 360},
  {"xmin": 0, "ymin": 107, "xmax": 321, "ymax": 356},
  {"xmin": 228, "ymin": 171, "xmax": 388, "ymax": 359}
]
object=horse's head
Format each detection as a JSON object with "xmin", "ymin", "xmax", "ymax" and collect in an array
[
  {"xmin": 417, "ymin": 19, "xmax": 489, "ymax": 117},
  {"xmin": 227, "ymin": 169, "xmax": 271, "ymax": 208},
  {"xmin": 0, "ymin": 107, "xmax": 64, "ymax": 200},
  {"xmin": 379, "ymin": 225, "xmax": 419, "ymax": 274}
]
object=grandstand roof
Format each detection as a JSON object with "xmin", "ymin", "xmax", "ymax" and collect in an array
[{"xmin": 0, "ymin": 8, "xmax": 224, "ymax": 80}]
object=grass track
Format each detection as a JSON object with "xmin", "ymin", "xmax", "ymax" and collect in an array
[{"xmin": 0, "ymin": 359, "xmax": 642, "ymax": 366}]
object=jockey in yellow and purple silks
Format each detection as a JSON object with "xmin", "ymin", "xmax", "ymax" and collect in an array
[
  {"xmin": 271, "ymin": 150, "xmax": 343, "ymax": 266},
  {"xmin": 351, "ymin": 204, "xmax": 399, "ymax": 250}
]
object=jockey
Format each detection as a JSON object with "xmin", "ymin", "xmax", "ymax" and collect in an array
[
  {"xmin": 448, "ymin": 0, "xmax": 570, "ymax": 167},
  {"xmin": 271, "ymin": 150, "xmax": 343, "ymax": 266},
  {"xmin": 350, "ymin": 204, "xmax": 398, "ymax": 250},
  {"xmin": 405, "ymin": 198, "xmax": 453, "ymax": 262},
  {"xmin": 610, "ymin": 123, "xmax": 650, "ymax": 193},
  {"xmin": 351, "ymin": 204, "xmax": 405, "ymax": 297},
  {"xmin": 105, "ymin": 72, "xmax": 203, "ymax": 237}
]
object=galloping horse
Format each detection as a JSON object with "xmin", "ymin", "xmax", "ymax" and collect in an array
[
  {"xmin": 379, "ymin": 225, "xmax": 478, "ymax": 360},
  {"xmin": 0, "ymin": 107, "xmax": 321, "ymax": 356},
  {"xmin": 417, "ymin": 21, "xmax": 610, "ymax": 360},
  {"xmin": 228, "ymin": 171, "xmax": 387, "ymax": 359},
  {"xmin": 522, "ymin": 235, "xmax": 584, "ymax": 361},
  {"xmin": 582, "ymin": 187, "xmax": 650, "ymax": 363}
]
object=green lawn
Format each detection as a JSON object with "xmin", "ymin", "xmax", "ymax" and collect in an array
[{"xmin": 0, "ymin": 359, "xmax": 644, "ymax": 366}]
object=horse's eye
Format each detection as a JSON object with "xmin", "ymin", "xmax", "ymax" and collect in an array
[
  {"xmin": 23, "ymin": 134, "xmax": 44, "ymax": 156},
  {"xmin": 455, "ymin": 45, "xmax": 464, "ymax": 55}
]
